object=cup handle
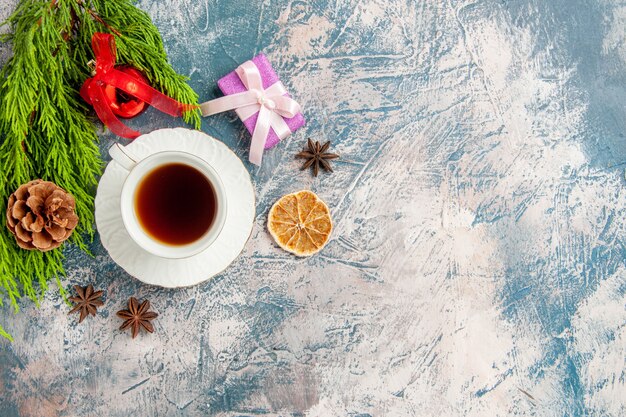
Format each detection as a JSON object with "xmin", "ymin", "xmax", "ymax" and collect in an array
[{"xmin": 109, "ymin": 143, "xmax": 139, "ymax": 171}]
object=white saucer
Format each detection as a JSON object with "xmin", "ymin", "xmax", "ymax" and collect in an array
[{"xmin": 95, "ymin": 128, "xmax": 255, "ymax": 288}]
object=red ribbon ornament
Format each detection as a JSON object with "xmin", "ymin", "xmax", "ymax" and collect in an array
[
  {"xmin": 80, "ymin": 33, "xmax": 191, "ymax": 139},
  {"xmin": 101, "ymin": 65, "xmax": 149, "ymax": 119}
]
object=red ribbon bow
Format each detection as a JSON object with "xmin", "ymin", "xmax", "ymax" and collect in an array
[{"xmin": 80, "ymin": 33, "xmax": 190, "ymax": 139}]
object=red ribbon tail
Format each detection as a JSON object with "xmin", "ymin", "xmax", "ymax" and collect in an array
[
  {"xmin": 92, "ymin": 33, "xmax": 117, "ymax": 73},
  {"xmin": 89, "ymin": 82, "xmax": 141, "ymax": 139},
  {"xmin": 104, "ymin": 69, "xmax": 190, "ymax": 117}
]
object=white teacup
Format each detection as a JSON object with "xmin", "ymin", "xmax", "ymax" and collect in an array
[{"xmin": 109, "ymin": 143, "xmax": 227, "ymax": 259}]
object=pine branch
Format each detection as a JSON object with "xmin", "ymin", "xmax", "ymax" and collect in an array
[{"xmin": 0, "ymin": 0, "xmax": 202, "ymax": 339}]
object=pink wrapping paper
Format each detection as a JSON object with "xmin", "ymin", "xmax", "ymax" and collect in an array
[{"xmin": 217, "ymin": 54, "xmax": 306, "ymax": 149}]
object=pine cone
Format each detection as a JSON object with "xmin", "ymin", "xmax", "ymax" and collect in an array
[{"xmin": 6, "ymin": 180, "xmax": 79, "ymax": 252}]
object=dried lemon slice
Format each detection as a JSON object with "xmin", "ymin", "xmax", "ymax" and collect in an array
[{"xmin": 268, "ymin": 190, "xmax": 333, "ymax": 256}]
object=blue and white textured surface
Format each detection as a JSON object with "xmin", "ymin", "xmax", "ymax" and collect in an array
[{"xmin": 1, "ymin": 0, "xmax": 626, "ymax": 416}]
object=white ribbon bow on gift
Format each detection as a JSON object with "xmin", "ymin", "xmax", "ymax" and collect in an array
[{"xmin": 200, "ymin": 61, "xmax": 301, "ymax": 165}]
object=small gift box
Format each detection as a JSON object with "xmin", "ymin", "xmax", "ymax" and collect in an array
[{"xmin": 200, "ymin": 54, "xmax": 305, "ymax": 165}]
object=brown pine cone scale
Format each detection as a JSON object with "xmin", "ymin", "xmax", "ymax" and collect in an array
[{"xmin": 6, "ymin": 180, "xmax": 79, "ymax": 252}]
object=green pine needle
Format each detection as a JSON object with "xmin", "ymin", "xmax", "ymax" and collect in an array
[{"xmin": 0, "ymin": 0, "xmax": 201, "ymax": 340}]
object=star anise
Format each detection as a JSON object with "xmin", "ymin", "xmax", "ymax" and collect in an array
[
  {"xmin": 116, "ymin": 297, "xmax": 158, "ymax": 338},
  {"xmin": 296, "ymin": 139, "xmax": 340, "ymax": 177},
  {"xmin": 68, "ymin": 284, "xmax": 104, "ymax": 323}
]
